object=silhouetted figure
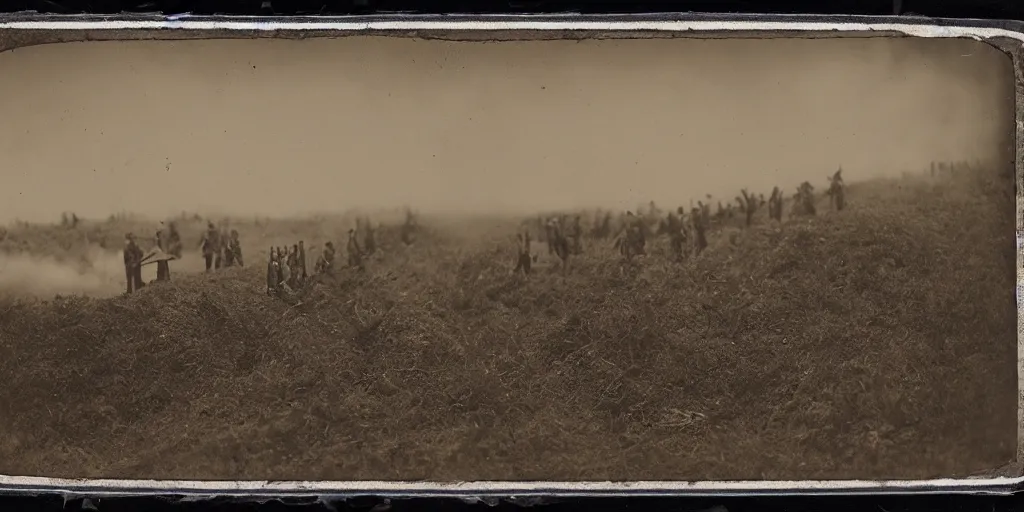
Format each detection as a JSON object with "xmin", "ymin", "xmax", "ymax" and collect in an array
[
  {"xmin": 513, "ymin": 232, "xmax": 532, "ymax": 276},
  {"xmin": 123, "ymin": 233, "xmax": 145, "ymax": 293},
  {"xmin": 199, "ymin": 222, "xmax": 221, "ymax": 272}
]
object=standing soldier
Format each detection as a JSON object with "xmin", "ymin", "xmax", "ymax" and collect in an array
[
  {"xmin": 221, "ymin": 223, "xmax": 231, "ymax": 265},
  {"xmin": 768, "ymin": 186, "xmax": 783, "ymax": 221},
  {"xmin": 401, "ymin": 209, "xmax": 417, "ymax": 246},
  {"xmin": 123, "ymin": 233, "xmax": 146, "ymax": 293},
  {"xmin": 363, "ymin": 218, "xmax": 377, "ymax": 255},
  {"xmin": 228, "ymin": 230, "xmax": 244, "ymax": 267},
  {"xmin": 298, "ymin": 240, "xmax": 308, "ymax": 280},
  {"xmin": 631, "ymin": 211, "xmax": 647, "ymax": 255},
  {"xmin": 278, "ymin": 248, "xmax": 292, "ymax": 294},
  {"xmin": 513, "ymin": 232, "xmax": 532, "ymax": 276},
  {"xmin": 167, "ymin": 222, "xmax": 183, "ymax": 259},
  {"xmin": 548, "ymin": 217, "xmax": 571, "ymax": 273},
  {"xmin": 614, "ymin": 211, "xmax": 643, "ymax": 262},
  {"xmin": 800, "ymin": 181, "xmax": 817, "ymax": 216},
  {"xmin": 699, "ymin": 201, "xmax": 711, "ymax": 230},
  {"xmin": 690, "ymin": 207, "xmax": 708, "ymax": 257},
  {"xmin": 827, "ymin": 168, "xmax": 846, "ymax": 212},
  {"xmin": 347, "ymin": 228, "xmax": 364, "ymax": 270},
  {"xmin": 567, "ymin": 215, "xmax": 583, "ymax": 255},
  {"xmin": 288, "ymin": 244, "xmax": 300, "ymax": 288},
  {"xmin": 831, "ymin": 167, "xmax": 844, "ymax": 186},
  {"xmin": 266, "ymin": 247, "xmax": 278, "ymax": 296},
  {"xmin": 315, "ymin": 241, "xmax": 337, "ymax": 276},
  {"xmin": 668, "ymin": 207, "xmax": 685, "ymax": 261},
  {"xmin": 544, "ymin": 217, "xmax": 557, "ymax": 255},
  {"xmin": 739, "ymin": 189, "xmax": 758, "ymax": 227},
  {"xmin": 123, "ymin": 233, "xmax": 138, "ymax": 294},
  {"xmin": 152, "ymin": 228, "xmax": 171, "ymax": 282},
  {"xmin": 199, "ymin": 222, "xmax": 221, "ymax": 272},
  {"xmin": 223, "ymin": 234, "xmax": 237, "ymax": 267}
]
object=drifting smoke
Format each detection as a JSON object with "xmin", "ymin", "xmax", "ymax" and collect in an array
[
  {"xmin": 0, "ymin": 246, "xmax": 125, "ymax": 299},
  {"xmin": 0, "ymin": 246, "xmax": 208, "ymax": 299}
]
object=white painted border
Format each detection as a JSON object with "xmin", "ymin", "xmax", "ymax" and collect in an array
[
  {"xmin": 0, "ymin": 14, "xmax": 1020, "ymax": 497},
  {"xmin": 0, "ymin": 18, "xmax": 1016, "ymax": 38}
]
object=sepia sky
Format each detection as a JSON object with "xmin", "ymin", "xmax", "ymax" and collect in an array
[{"xmin": 0, "ymin": 35, "xmax": 1013, "ymax": 222}]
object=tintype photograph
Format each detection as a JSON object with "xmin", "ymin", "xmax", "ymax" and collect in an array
[{"xmin": 0, "ymin": 33, "xmax": 1017, "ymax": 482}]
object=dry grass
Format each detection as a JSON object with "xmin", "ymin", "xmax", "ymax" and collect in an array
[{"xmin": 0, "ymin": 167, "xmax": 1016, "ymax": 481}]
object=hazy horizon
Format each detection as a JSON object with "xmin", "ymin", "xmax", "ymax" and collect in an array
[{"xmin": 0, "ymin": 36, "xmax": 1013, "ymax": 223}]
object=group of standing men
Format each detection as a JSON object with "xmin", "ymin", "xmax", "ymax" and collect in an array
[
  {"xmin": 199, "ymin": 222, "xmax": 245, "ymax": 272},
  {"xmin": 266, "ymin": 241, "xmax": 309, "ymax": 295},
  {"xmin": 266, "ymin": 222, "xmax": 378, "ymax": 297},
  {"xmin": 513, "ymin": 168, "xmax": 847, "ymax": 273},
  {"xmin": 123, "ymin": 222, "xmax": 184, "ymax": 294}
]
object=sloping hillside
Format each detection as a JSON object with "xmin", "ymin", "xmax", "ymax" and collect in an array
[{"xmin": 0, "ymin": 169, "xmax": 1016, "ymax": 481}]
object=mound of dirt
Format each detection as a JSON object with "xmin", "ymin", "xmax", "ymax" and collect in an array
[{"xmin": 0, "ymin": 169, "xmax": 1016, "ymax": 481}]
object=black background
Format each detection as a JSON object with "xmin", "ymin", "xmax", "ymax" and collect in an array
[{"xmin": 0, "ymin": 0, "xmax": 1022, "ymax": 509}]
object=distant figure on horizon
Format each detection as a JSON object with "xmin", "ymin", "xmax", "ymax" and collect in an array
[
  {"xmin": 227, "ymin": 230, "xmax": 244, "ymax": 267},
  {"xmin": 832, "ymin": 167, "xmax": 844, "ymax": 186},
  {"xmin": 167, "ymin": 222, "xmax": 183, "ymax": 259},
  {"xmin": 568, "ymin": 215, "xmax": 583, "ymax": 255},
  {"xmin": 278, "ymin": 249, "xmax": 293, "ymax": 294},
  {"xmin": 220, "ymin": 224, "xmax": 230, "ymax": 266},
  {"xmin": 739, "ymin": 189, "xmax": 758, "ymax": 228},
  {"xmin": 266, "ymin": 247, "xmax": 278, "ymax": 296},
  {"xmin": 298, "ymin": 241, "xmax": 308, "ymax": 280},
  {"xmin": 827, "ymin": 169, "xmax": 846, "ymax": 212},
  {"xmin": 769, "ymin": 186, "xmax": 783, "ymax": 222},
  {"xmin": 548, "ymin": 217, "xmax": 571, "ymax": 273},
  {"xmin": 614, "ymin": 211, "xmax": 645, "ymax": 261},
  {"xmin": 347, "ymin": 228, "xmax": 364, "ymax": 270},
  {"xmin": 316, "ymin": 241, "xmax": 337, "ymax": 276},
  {"xmin": 544, "ymin": 217, "xmax": 557, "ymax": 255},
  {"xmin": 793, "ymin": 181, "xmax": 817, "ymax": 217},
  {"xmin": 288, "ymin": 244, "xmax": 300, "ymax": 288},
  {"xmin": 199, "ymin": 222, "xmax": 222, "ymax": 272},
  {"xmin": 690, "ymin": 207, "xmax": 707, "ymax": 256},
  {"xmin": 668, "ymin": 207, "xmax": 685, "ymax": 261},
  {"xmin": 152, "ymin": 227, "xmax": 171, "ymax": 282},
  {"xmin": 400, "ymin": 209, "xmax": 417, "ymax": 246},
  {"xmin": 513, "ymin": 232, "xmax": 532, "ymax": 276}
]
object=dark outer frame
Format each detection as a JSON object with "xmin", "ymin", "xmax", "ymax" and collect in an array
[{"xmin": 0, "ymin": 12, "xmax": 1020, "ymax": 499}]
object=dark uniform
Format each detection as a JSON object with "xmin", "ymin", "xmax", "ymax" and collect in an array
[
  {"xmin": 123, "ymin": 234, "xmax": 135, "ymax": 294},
  {"xmin": 266, "ymin": 248, "xmax": 279, "ymax": 295},
  {"xmin": 668, "ymin": 208, "xmax": 685, "ymax": 260},
  {"xmin": 227, "ymin": 230, "xmax": 244, "ymax": 267},
  {"xmin": 691, "ymin": 207, "xmax": 707, "ymax": 256},
  {"xmin": 123, "ymin": 233, "xmax": 145, "ymax": 293},
  {"xmin": 298, "ymin": 241, "xmax": 308, "ymax": 279},
  {"xmin": 513, "ymin": 232, "xmax": 532, "ymax": 275},
  {"xmin": 568, "ymin": 215, "xmax": 583, "ymax": 255},
  {"xmin": 166, "ymin": 223, "xmax": 183, "ymax": 259},
  {"xmin": 828, "ymin": 169, "xmax": 845, "ymax": 211},
  {"xmin": 154, "ymin": 230, "xmax": 171, "ymax": 282},
  {"xmin": 347, "ymin": 229, "xmax": 363, "ymax": 269},
  {"xmin": 200, "ymin": 223, "xmax": 222, "ymax": 271},
  {"xmin": 316, "ymin": 241, "xmax": 337, "ymax": 276}
]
